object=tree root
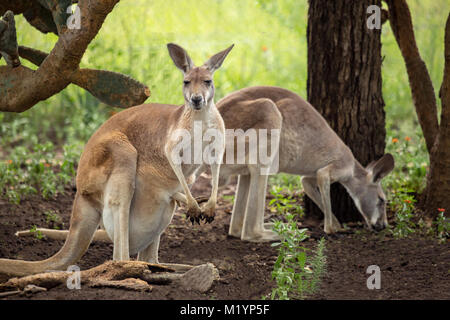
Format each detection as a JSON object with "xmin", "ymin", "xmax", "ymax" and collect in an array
[{"xmin": 0, "ymin": 260, "xmax": 219, "ymax": 297}]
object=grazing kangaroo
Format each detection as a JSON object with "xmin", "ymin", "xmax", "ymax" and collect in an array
[
  {"xmin": 215, "ymin": 86, "xmax": 395, "ymax": 240},
  {"xmin": 0, "ymin": 43, "xmax": 233, "ymax": 278}
]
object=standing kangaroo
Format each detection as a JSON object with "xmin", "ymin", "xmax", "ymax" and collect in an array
[
  {"xmin": 215, "ymin": 86, "xmax": 395, "ymax": 241},
  {"xmin": 0, "ymin": 43, "xmax": 233, "ymax": 278}
]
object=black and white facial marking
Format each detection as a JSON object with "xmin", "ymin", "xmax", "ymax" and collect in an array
[
  {"xmin": 167, "ymin": 43, "xmax": 234, "ymax": 111},
  {"xmin": 356, "ymin": 154, "xmax": 395, "ymax": 232}
]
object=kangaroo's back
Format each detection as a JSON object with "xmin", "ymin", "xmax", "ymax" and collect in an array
[{"xmin": 216, "ymin": 86, "xmax": 354, "ymax": 175}]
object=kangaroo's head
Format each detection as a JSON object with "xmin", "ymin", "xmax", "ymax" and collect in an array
[
  {"xmin": 167, "ymin": 43, "xmax": 233, "ymax": 111},
  {"xmin": 352, "ymin": 154, "xmax": 395, "ymax": 231}
]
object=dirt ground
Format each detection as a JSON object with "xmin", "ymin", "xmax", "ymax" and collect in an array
[{"xmin": 0, "ymin": 175, "xmax": 448, "ymax": 300}]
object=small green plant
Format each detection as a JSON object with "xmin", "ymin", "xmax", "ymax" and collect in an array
[
  {"xmin": 434, "ymin": 210, "xmax": 449, "ymax": 243},
  {"xmin": 269, "ymin": 185, "xmax": 303, "ymax": 217},
  {"xmin": 44, "ymin": 210, "xmax": 64, "ymax": 230},
  {"xmin": 270, "ymin": 213, "xmax": 326, "ymax": 300},
  {"xmin": 222, "ymin": 195, "xmax": 235, "ymax": 204},
  {"xmin": 388, "ymin": 189, "xmax": 417, "ymax": 238},
  {"xmin": 29, "ymin": 225, "xmax": 44, "ymax": 240},
  {"xmin": 392, "ymin": 210, "xmax": 416, "ymax": 238}
]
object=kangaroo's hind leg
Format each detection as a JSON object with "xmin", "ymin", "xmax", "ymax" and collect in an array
[
  {"xmin": 136, "ymin": 200, "xmax": 194, "ymax": 272},
  {"xmin": 241, "ymin": 167, "xmax": 280, "ymax": 242},
  {"xmin": 102, "ymin": 138, "xmax": 138, "ymax": 261},
  {"xmin": 228, "ymin": 174, "xmax": 251, "ymax": 238},
  {"xmin": 137, "ymin": 235, "xmax": 194, "ymax": 272}
]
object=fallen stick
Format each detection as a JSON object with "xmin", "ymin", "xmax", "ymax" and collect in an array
[{"xmin": 15, "ymin": 228, "xmax": 111, "ymax": 242}]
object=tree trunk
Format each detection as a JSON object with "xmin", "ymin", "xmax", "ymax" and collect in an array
[
  {"xmin": 386, "ymin": 0, "xmax": 449, "ymax": 218},
  {"xmin": 425, "ymin": 14, "xmax": 450, "ymax": 218},
  {"xmin": 305, "ymin": 0, "xmax": 386, "ymax": 222}
]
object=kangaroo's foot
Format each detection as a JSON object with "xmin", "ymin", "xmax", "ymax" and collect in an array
[
  {"xmin": 241, "ymin": 228, "xmax": 281, "ymax": 243},
  {"xmin": 324, "ymin": 219, "xmax": 344, "ymax": 234},
  {"xmin": 201, "ymin": 200, "xmax": 216, "ymax": 223}
]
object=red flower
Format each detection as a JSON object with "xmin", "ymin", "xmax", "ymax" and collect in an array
[
  {"xmin": 392, "ymin": 138, "xmax": 399, "ymax": 143},
  {"xmin": 438, "ymin": 208, "xmax": 445, "ymax": 212}
]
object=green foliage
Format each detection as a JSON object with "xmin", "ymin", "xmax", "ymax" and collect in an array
[
  {"xmin": 389, "ymin": 190, "xmax": 416, "ymax": 238},
  {"xmin": 391, "ymin": 209, "xmax": 416, "ymax": 239},
  {"xmin": 383, "ymin": 133, "xmax": 428, "ymax": 195},
  {"xmin": 381, "ymin": 1, "xmax": 448, "ymax": 134},
  {"xmin": 44, "ymin": 210, "xmax": 64, "ymax": 230},
  {"xmin": 29, "ymin": 225, "xmax": 44, "ymax": 240},
  {"xmin": 270, "ymin": 213, "xmax": 326, "ymax": 300},
  {"xmin": 222, "ymin": 195, "xmax": 235, "ymax": 204},
  {"xmin": 269, "ymin": 173, "xmax": 303, "ymax": 194},
  {"xmin": 434, "ymin": 211, "xmax": 449, "ymax": 243},
  {"xmin": 269, "ymin": 185, "xmax": 303, "ymax": 216},
  {"xmin": 0, "ymin": 140, "xmax": 81, "ymax": 203}
]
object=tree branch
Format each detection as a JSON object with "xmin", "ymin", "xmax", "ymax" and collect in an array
[
  {"xmin": 18, "ymin": 46, "xmax": 151, "ymax": 108},
  {"xmin": 0, "ymin": 0, "xmax": 122, "ymax": 113},
  {"xmin": 385, "ymin": 0, "xmax": 439, "ymax": 152}
]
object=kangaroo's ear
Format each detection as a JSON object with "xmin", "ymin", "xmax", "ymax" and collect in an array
[
  {"xmin": 204, "ymin": 44, "xmax": 234, "ymax": 74},
  {"xmin": 167, "ymin": 43, "xmax": 194, "ymax": 74},
  {"xmin": 370, "ymin": 153, "xmax": 395, "ymax": 183}
]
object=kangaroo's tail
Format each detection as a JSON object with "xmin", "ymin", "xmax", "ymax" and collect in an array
[{"xmin": 0, "ymin": 193, "xmax": 100, "ymax": 279}]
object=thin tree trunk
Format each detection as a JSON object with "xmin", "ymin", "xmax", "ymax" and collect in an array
[
  {"xmin": 386, "ymin": 0, "xmax": 449, "ymax": 217},
  {"xmin": 425, "ymin": 14, "xmax": 450, "ymax": 217},
  {"xmin": 386, "ymin": 0, "xmax": 439, "ymax": 153},
  {"xmin": 306, "ymin": 0, "xmax": 386, "ymax": 222}
]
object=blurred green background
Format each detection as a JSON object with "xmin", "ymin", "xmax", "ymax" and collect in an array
[{"xmin": 0, "ymin": 0, "xmax": 448, "ymax": 202}]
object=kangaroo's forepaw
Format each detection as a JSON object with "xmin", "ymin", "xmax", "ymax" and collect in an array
[
  {"xmin": 186, "ymin": 203, "xmax": 202, "ymax": 225},
  {"xmin": 201, "ymin": 201, "xmax": 216, "ymax": 224}
]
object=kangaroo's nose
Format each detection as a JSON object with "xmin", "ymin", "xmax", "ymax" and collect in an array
[
  {"xmin": 191, "ymin": 95, "xmax": 203, "ymax": 109},
  {"xmin": 373, "ymin": 221, "xmax": 386, "ymax": 232}
]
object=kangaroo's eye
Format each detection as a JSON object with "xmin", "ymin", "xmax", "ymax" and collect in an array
[
  {"xmin": 183, "ymin": 80, "xmax": 190, "ymax": 85},
  {"xmin": 378, "ymin": 197, "xmax": 385, "ymax": 205},
  {"xmin": 204, "ymin": 80, "xmax": 212, "ymax": 85}
]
